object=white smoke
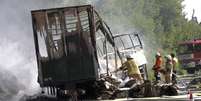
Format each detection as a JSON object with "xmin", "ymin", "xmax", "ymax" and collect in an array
[
  {"xmin": 0, "ymin": 0, "xmax": 150, "ymax": 100},
  {"xmin": 0, "ymin": 0, "xmax": 98, "ymax": 100},
  {"xmin": 0, "ymin": 39, "xmax": 37, "ymax": 100}
]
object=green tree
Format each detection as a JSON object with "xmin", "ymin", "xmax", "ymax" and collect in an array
[{"xmin": 94, "ymin": 0, "xmax": 201, "ymax": 79}]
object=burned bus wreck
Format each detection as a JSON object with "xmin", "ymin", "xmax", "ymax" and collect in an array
[
  {"xmin": 31, "ymin": 5, "xmax": 150, "ymax": 100},
  {"xmin": 97, "ymin": 33, "xmax": 148, "ymax": 80}
]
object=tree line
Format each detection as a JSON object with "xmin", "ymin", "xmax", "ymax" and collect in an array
[{"xmin": 93, "ymin": 0, "xmax": 201, "ymax": 78}]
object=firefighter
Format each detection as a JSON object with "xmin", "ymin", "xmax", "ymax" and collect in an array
[
  {"xmin": 164, "ymin": 55, "xmax": 173, "ymax": 83},
  {"xmin": 152, "ymin": 52, "xmax": 163, "ymax": 82},
  {"xmin": 170, "ymin": 53, "xmax": 178, "ymax": 84},
  {"xmin": 116, "ymin": 55, "xmax": 143, "ymax": 84}
]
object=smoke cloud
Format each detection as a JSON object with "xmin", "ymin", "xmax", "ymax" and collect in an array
[
  {"xmin": 0, "ymin": 0, "xmax": 95, "ymax": 100},
  {"xmin": 0, "ymin": 0, "xmax": 148, "ymax": 100}
]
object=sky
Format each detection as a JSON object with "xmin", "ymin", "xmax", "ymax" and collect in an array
[{"xmin": 183, "ymin": 0, "xmax": 201, "ymax": 22}]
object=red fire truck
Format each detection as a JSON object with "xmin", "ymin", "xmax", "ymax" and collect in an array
[{"xmin": 178, "ymin": 39, "xmax": 201, "ymax": 74}]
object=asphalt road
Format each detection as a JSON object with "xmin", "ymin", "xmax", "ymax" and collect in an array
[{"xmin": 113, "ymin": 93, "xmax": 201, "ymax": 101}]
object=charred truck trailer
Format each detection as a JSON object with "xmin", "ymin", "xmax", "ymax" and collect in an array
[
  {"xmin": 32, "ymin": 5, "xmax": 101, "ymax": 98},
  {"xmin": 31, "ymin": 5, "xmax": 148, "ymax": 99}
]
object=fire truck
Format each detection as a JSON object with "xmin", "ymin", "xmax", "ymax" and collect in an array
[{"xmin": 178, "ymin": 39, "xmax": 201, "ymax": 74}]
